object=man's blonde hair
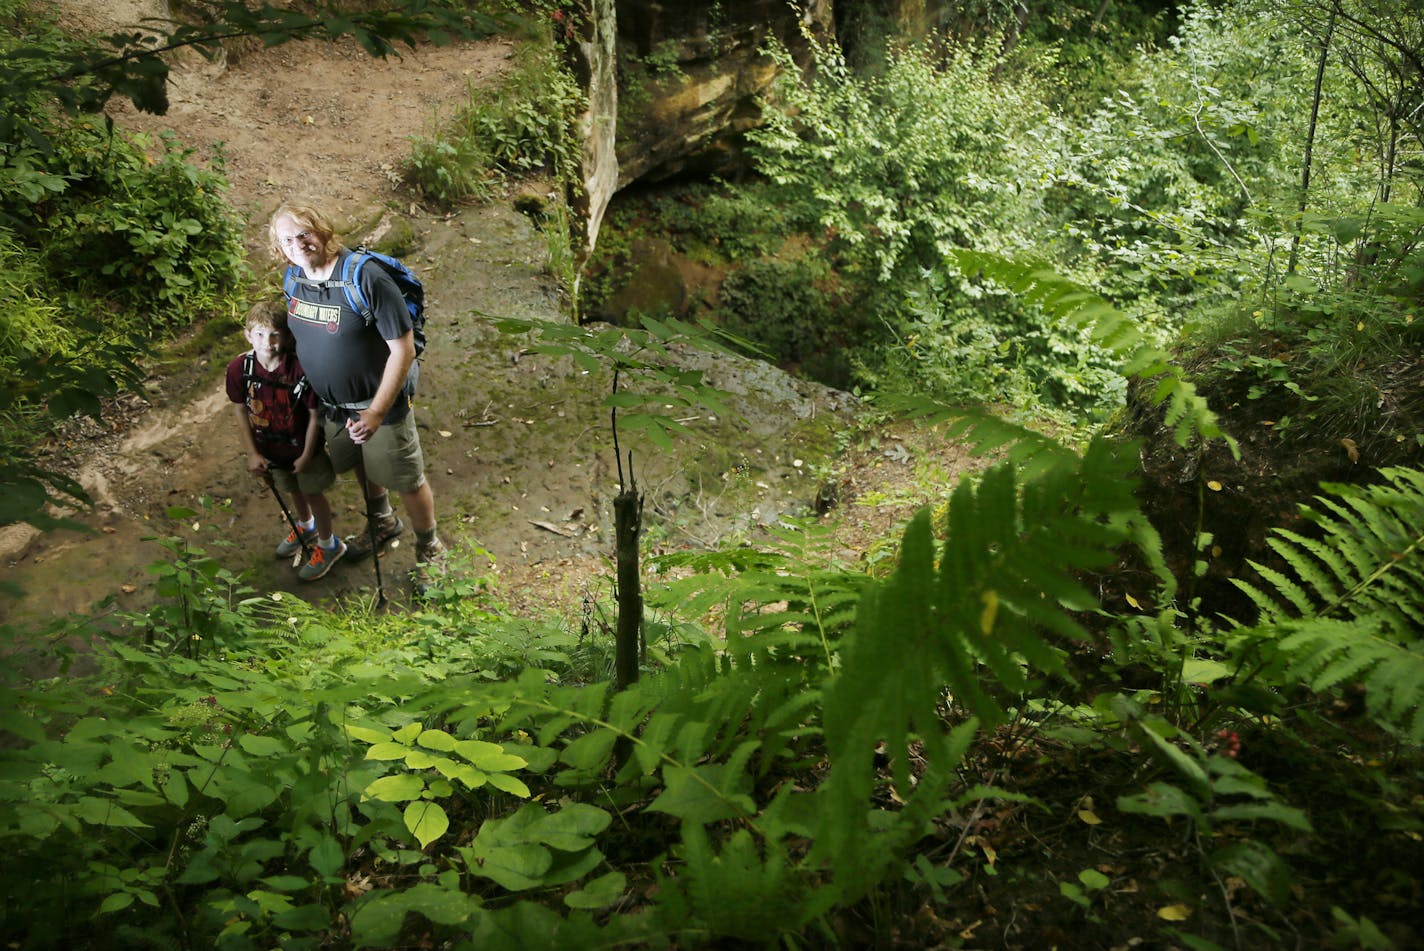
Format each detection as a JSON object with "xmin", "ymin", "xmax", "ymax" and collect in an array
[{"xmin": 267, "ymin": 202, "xmax": 342, "ymax": 261}]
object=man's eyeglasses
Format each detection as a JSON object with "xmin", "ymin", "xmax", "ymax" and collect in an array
[{"xmin": 278, "ymin": 230, "xmax": 314, "ymax": 247}]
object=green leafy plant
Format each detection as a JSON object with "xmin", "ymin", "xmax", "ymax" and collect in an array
[{"xmin": 406, "ymin": 39, "xmax": 583, "ymax": 206}]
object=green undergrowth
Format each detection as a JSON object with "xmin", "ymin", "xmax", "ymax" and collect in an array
[
  {"xmin": 406, "ymin": 34, "xmax": 582, "ymax": 207},
  {"xmin": 3, "ymin": 435, "xmax": 1421, "ymax": 949}
]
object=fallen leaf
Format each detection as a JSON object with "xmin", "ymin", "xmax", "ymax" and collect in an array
[
  {"xmin": 121, "ymin": 584, "xmax": 138, "ymax": 594},
  {"xmin": 530, "ymin": 520, "xmax": 573, "ymax": 537},
  {"xmin": 1157, "ymin": 904, "xmax": 1192, "ymax": 921},
  {"xmin": 1340, "ymin": 437, "xmax": 1359, "ymax": 463},
  {"xmin": 439, "ymin": 430, "xmax": 453, "ymax": 438},
  {"xmin": 1077, "ymin": 807, "xmax": 1102, "ymax": 825},
  {"xmin": 1125, "ymin": 593, "xmax": 1141, "ymax": 610},
  {"xmin": 1206, "ymin": 480, "xmax": 1223, "ymax": 492}
]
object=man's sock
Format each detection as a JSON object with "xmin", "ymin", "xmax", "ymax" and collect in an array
[
  {"xmin": 416, "ymin": 527, "xmax": 440, "ymax": 547},
  {"xmin": 368, "ymin": 494, "xmax": 394, "ymax": 520}
]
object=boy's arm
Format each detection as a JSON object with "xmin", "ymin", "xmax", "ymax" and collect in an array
[
  {"xmin": 231, "ymin": 403, "xmax": 270, "ymax": 480},
  {"xmin": 293, "ymin": 410, "xmax": 321, "ymax": 474}
]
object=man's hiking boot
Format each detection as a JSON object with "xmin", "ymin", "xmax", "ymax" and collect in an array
[
  {"xmin": 298, "ymin": 537, "xmax": 346, "ymax": 581},
  {"xmin": 344, "ymin": 515, "xmax": 405, "ymax": 561},
  {"xmin": 276, "ymin": 525, "xmax": 317, "ymax": 558},
  {"xmin": 410, "ymin": 537, "xmax": 448, "ymax": 600}
]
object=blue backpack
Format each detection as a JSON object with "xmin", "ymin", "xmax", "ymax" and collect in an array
[{"xmin": 284, "ymin": 246, "xmax": 426, "ymax": 356}]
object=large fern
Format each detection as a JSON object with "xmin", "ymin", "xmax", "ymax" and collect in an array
[
  {"xmin": 1229, "ymin": 466, "xmax": 1424, "ymax": 742},
  {"xmin": 812, "ymin": 436, "xmax": 1151, "ymax": 896}
]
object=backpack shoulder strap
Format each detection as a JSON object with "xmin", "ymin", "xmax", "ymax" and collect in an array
[
  {"xmin": 340, "ymin": 249, "xmax": 376, "ymax": 326},
  {"xmin": 282, "ymin": 264, "xmax": 301, "ymax": 298}
]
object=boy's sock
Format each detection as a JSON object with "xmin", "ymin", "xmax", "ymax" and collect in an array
[
  {"xmin": 298, "ymin": 515, "xmax": 316, "ymax": 531},
  {"xmin": 319, "ymin": 535, "xmax": 338, "ymax": 550}
]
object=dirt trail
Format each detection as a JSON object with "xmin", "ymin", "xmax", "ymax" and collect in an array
[{"xmin": 1, "ymin": 3, "xmax": 887, "ymax": 631}]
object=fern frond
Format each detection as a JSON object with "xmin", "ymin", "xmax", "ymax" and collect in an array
[
  {"xmin": 1276, "ymin": 618, "xmax": 1424, "ymax": 743},
  {"xmin": 809, "ymin": 437, "xmax": 1149, "ymax": 894},
  {"xmin": 1230, "ymin": 466, "xmax": 1424, "ymax": 742},
  {"xmin": 950, "ymin": 248, "xmax": 1237, "ymax": 458}
]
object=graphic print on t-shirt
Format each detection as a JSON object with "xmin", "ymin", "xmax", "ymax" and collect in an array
[
  {"xmin": 289, "ymin": 296, "xmax": 342, "ymax": 335},
  {"xmin": 247, "ymin": 376, "xmax": 302, "ymax": 462}
]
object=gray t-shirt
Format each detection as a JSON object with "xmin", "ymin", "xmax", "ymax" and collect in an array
[{"xmin": 285, "ymin": 249, "xmax": 413, "ymax": 422}]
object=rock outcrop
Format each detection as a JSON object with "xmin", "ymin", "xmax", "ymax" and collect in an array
[{"xmin": 573, "ymin": 0, "xmax": 834, "ymax": 255}]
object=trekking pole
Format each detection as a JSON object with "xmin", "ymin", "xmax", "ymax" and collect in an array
[
  {"xmin": 351, "ymin": 436, "xmax": 388, "ymax": 608},
  {"xmin": 265, "ymin": 469, "xmax": 312, "ymax": 563}
]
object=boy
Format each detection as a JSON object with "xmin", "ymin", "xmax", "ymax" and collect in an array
[{"xmin": 226, "ymin": 301, "xmax": 346, "ymax": 580}]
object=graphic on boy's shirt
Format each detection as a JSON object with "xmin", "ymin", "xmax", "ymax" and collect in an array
[
  {"xmin": 246, "ymin": 377, "xmax": 302, "ymax": 449},
  {"xmin": 288, "ymin": 296, "xmax": 342, "ymax": 334}
]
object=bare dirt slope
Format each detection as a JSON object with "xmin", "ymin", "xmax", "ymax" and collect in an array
[{"xmin": 1, "ymin": 2, "xmax": 974, "ymax": 635}]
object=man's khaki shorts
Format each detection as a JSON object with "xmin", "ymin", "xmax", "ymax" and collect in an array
[{"xmin": 322, "ymin": 411, "xmax": 427, "ymax": 494}]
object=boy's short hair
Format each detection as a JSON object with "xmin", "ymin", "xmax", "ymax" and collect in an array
[{"xmin": 244, "ymin": 300, "xmax": 290, "ymax": 333}]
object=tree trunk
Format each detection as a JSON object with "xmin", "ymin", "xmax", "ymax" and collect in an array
[{"xmin": 1289, "ymin": 10, "xmax": 1335, "ymax": 276}]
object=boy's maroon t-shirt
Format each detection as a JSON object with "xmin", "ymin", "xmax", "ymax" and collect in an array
[{"xmin": 225, "ymin": 351, "xmax": 316, "ymax": 468}]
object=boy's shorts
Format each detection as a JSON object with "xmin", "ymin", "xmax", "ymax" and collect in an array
[
  {"xmin": 322, "ymin": 412, "xmax": 427, "ymax": 494},
  {"xmin": 270, "ymin": 450, "xmax": 336, "ymax": 497}
]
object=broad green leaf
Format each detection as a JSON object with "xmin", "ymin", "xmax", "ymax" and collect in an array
[
  {"xmin": 487, "ymin": 772, "xmax": 531, "ymax": 798},
  {"xmin": 308, "ymin": 834, "xmax": 345, "ymax": 877},
  {"xmin": 418, "ymin": 729, "xmax": 456, "ymax": 751},
  {"xmin": 403, "ymin": 750, "xmax": 439, "ymax": 770},
  {"xmin": 364, "ymin": 774, "xmax": 425, "ymax": 803},
  {"xmin": 161, "ymin": 770, "xmax": 189, "ymax": 808},
  {"xmin": 535, "ymin": 803, "xmax": 612, "ymax": 851},
  {"xmin": 1210, "ymin": 802, "xmax": 1312, "ymax": 832},
  {"xmin": 365, "ymin": 742, "xmax": 409, "ymax": 761},
  {"xmin": 75, "ymin": 796, "xmax": 149, "ymax": 829},
  {"xmin": 1079, "ymin": 868, "xmax": 1110, "ymax": 890},
  {"xmin": 1181, "ymin": 658, "xmax": 1234, "ymax": 685},
  {"xmin": 1211, "ymin": 840, "xmax": 1290, "ymax": 907},
  {"xmin": 99, "ymin": 892, "xmax": 135, "ymax": 913},
  {"xmin": 1133, "ymin": 722, "xmax": 1210, "ymax": 801},
  {"xmin": 563, "ymin": 871, "xmax": 627, "ymax": 910},
  {"xmin": 344, "ymin": 724, "xmax": 391, "ymax": 744},
  {"xmin": 459, "ymin": 843, "xmax": 553, "ymax": 891},
  {"xmin": 273, "ymin": 902, "xmax": 330, "ymax": 931},
  {"xmin": 1116, "ymin": 782, "xmax": 1202, "ymax": 821},
  {"xmin": 238, "ymin": 734, "xmax": 287, "ymax": 757},
  {"xmin": 404, "ymin": 800, "xmax": 450, "ymax": 849},
  {"xmin": 455, "ymin": 738, "xmax": 527, "ymax": 771}
]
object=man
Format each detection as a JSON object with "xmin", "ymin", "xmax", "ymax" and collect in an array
[{"xmin": 268, "ymin": 201, "xmax": 445, "ymax": 591}]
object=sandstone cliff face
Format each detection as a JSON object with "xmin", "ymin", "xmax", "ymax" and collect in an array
[
  {"xmin": 614, "ymin": 0, "xmax": 833, "ymax": 186},
  {"xmin": 572, "ymin": 0, "xmax": 833, "ymax": 256}
]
